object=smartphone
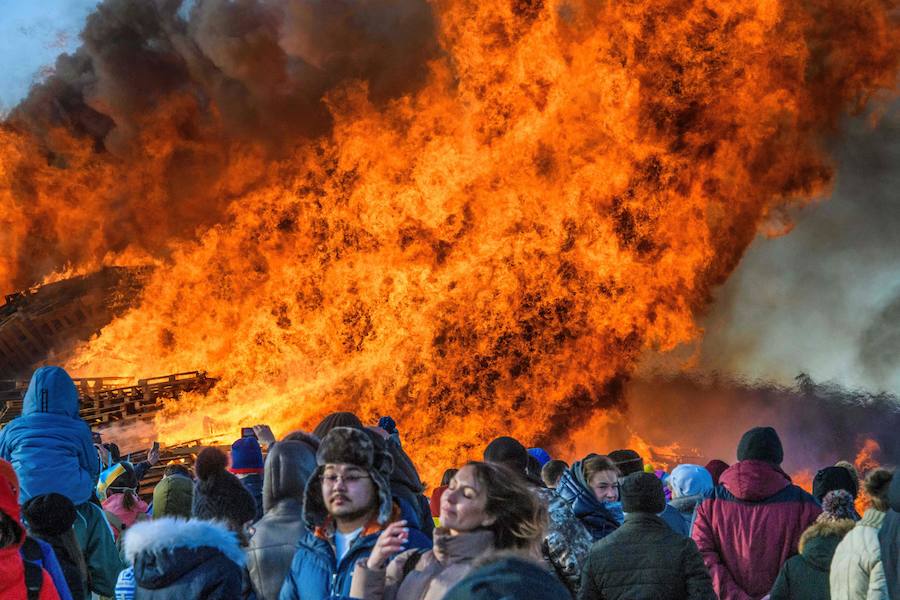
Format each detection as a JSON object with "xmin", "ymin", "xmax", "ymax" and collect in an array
[
  {"xmin": 151, "ymin": 441, "xmax": 160, "ymax": 453},
  {"xmin": 241, "ymin": 427, "xmax": 257, "ymax": 439}
]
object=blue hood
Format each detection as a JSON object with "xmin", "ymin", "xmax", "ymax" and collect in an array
[
  {"xmin": 22, "ymin": 366, "xmax": 80, "ymax": 418},
  {"xmin": 556, "ymin": 462, "xmax": 623, "ymax": 540}
]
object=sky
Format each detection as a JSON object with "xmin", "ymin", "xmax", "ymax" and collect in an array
[{"xmin": 1, "ymin": 1, "xmax": 898, "ymax": 394}]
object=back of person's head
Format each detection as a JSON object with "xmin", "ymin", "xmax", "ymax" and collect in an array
[
  {"xmin": 192, "ymin": 447, "xmax": 257, "ymax": 531},
  {"xmin": 527, "ymin": 448, "xmax": 551, "ymax": 467},
  {"xmin": 312, "ymin": 412, "xmax": 364, "ymax": 439},
  {"xmin": 704, "ymin": 459, "xmax": 729, "ymax": 485},
  {"xmin": 21, "ymin": 366, "xmax": 80, "ymax": 418},
  {"xmin": 461, "ymin": 461, "xmax": 547, "ymax": 551},
  {"xmin": 443, "ymin": 553, "xmax": 570, "ymax": 600},
  {"xmin": 22, "ymin": 493, "xmax": 76, "ymax": 537},
  {"xmin": 607, "ymin": 449, "xmax": 643, "ymax": 475},
  {"xmin": 153, "ymin": 470, "xmax": 194, "ymax": 519},
  {"xmin": 620, "ymin": 471, "xmax": 666, "ymax": 514},
  {"xmin": 813, "ymin": 465, "xmax": 859, "ymax": 501},
  {"xmin": 440, "ymin": 468, "xmax": 458, "ymax": 487},
  {"xmin": 483, "ymin": 437, "xmax": 528, "ymax": 474},
  {"xmin": 230, "ymin": 436, "xmax": 264, "ymax": 474},
  {"xmin": 864, "ymin": 468, "xmax": 894, "ymax": 512},
  {"xmin": 96, "ymin": 461, "xmax": 138, "ymax": 503},
  {"xmin": 262, "ymin": 432, "xmax": 319, "ymax": 513},
  {"xmin": 164, "ymin": 463, "xmax": 192, "ymax": 478},
  {"xmin": 835, "ymin": 460, "xmax": 860, "ymax": 485},
  {"xmin": 0, "ymin": 459, "xmax": 23, "ymax": 548},
  {"xmin": 818, "ymin": 489, "xmax": 857, "ymax": 522},
  {"xmin": 668, "ymin": 464, "xmax": 714, "ymax": 499},
  {"xmin": 526, "ymin": 455, "xmax": 543, "ymax": 484},
  {"xmin": 541, "ymin": 460, "xmax": 568, "ymax": 488},
  {"xmin": 736, "ymin": 426, "xmax": 783, "ymax": 466}
]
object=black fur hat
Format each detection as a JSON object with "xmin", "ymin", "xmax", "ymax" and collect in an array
[
  {"xmin": 192, "ymin": 447, "xmax": 257, "ymax": 531},
  {"xmin": 303, "ymin": 427, "xmax": 394, "ymax": 528},
  {"xmin": 22, "ymin": 493, "xmax": 76, "ymax": 536}
]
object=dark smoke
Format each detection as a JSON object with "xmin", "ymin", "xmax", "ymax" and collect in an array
[{"xmin": 3, "ymin": 0, "xmax": 437, "ymax": 290}]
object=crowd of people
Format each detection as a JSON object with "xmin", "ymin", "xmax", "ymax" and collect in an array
[{"xmin": 0, "ymin": 365, "xmax": 897, "ymax": 599}]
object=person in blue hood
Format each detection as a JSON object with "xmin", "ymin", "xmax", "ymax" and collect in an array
[
  {"xmin": 0, "ymin": 366, "xmax": 99, "ymax": 505},
  {"xmin": 0, "ymin": 366, "xmax": 124, "ymax": 598},
  {"xmin": 555, "ymin": 455, "xmax": 624, "ymax": 541}
]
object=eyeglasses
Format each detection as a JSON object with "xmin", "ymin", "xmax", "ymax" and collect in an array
[{"xmin": 322, "ymin": 473, "xmax": 371, "ymax": 485}]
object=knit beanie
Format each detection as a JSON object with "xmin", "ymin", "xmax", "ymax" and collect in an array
[
  {"xmin": 817, "ymin": 489, "xmax": 856, "ymax": 522},
  {"xmin": 22, "ymin": 493, "xmax": 77, "ymax": 536},
  {"xmin": 813, "ymin": 466, "xmax": 859, "ymax": 501},
  {"xmin": 705, "ymin": 460, "xmax": 730, "ymax": 486},
  {"xmin": 736, "ymin": 426, "xmax": 784, "ymax": 465},
  {"xmin": 621, "ymin": 472, "xmax": 666, "ymax": 514},
  {"xmin": 608, "ymin": 449, "xmax": 644, "ymax": 476},
  {"xmin": 528, "ymin": 448, "xmax": 551, "ymax": 467},
  {"xmin": 230, "ymin": 437, "xmax": 264, "ymax": 473},
  {"xmin": 312, "ymin": 412, "xmax": 364, "ymax": 439},
  {"xmin": 192, "ymin": 447, "xmax": 257, "ymax": 530},
  {"xmin": 483, "ymin": 437, "xmax": 528, "ymax": 474}
]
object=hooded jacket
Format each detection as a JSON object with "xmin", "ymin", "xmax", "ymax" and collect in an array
[
  {"xmin": 830, "ymin": 508, "xmax": 888, "ymax": 600},
  {"xmin": 535, "ymin": 485, "xmax": 594, "ymax": 595},
  {"xmin": 73, "ymin": 501, "xmax": 125, "ymax": 597},
  {"xmin": 691, "ymin": 460, "xmax": 821, "ymax": 600},
  {"xmin": 151, "ymin": 474, "xmax": 194, "ymax": 520},
  {"xmin": 878, "ymin": 474, "xmax": 900, "ymax": 600},
  {"xmin": 122, "ymin": 517, "xmax": 243, "ymax": 600},
  {"xmin": 246, "ymin": 437, "xmax": 318, "ymax": 600},
  {"xmin": 578, "ymin": 513, "xmax": 716, "ymax": 600},
  {"xmin": 771, "ymin": 519, "xmax": 854, "ymax": 600},
  {"xmin": 0, "ymin": 367, "xmax": 99, "ymax": 505},
  {"xmin": 555, "ymin": 462, "xmax": 622, "ymax": 542},
  {"xmin": 351, "ymin": 528, "xmax": 494, "ymax": 600}
]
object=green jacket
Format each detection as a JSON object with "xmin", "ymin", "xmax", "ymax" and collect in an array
[
  {"xmin": 74, "ymin": 501, "xmax": 126, "ymax": 598},
  {"xmin": 771, "ymin": 519, "xmax": 855, "ymax": 600}
]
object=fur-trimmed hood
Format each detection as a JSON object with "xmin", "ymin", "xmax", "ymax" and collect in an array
[
  {"xmin": 797, "ymin": 518, "xmax": 854, "ymax": 570},
  {"xmin": 123, "ymin": 517, "xmax": 245, "ymax": 568}
]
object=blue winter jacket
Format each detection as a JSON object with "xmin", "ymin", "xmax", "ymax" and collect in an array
[
  {"xmin": 556, "ymin": 465, "xmax": 623, "ymax": 542},
  {"xmin": 279, "ymin": 512, "xmax": 431, "ymax": 599},
  {"xmin": 0, "ymin": 366, "xmax": 99, "ymax": 505}
]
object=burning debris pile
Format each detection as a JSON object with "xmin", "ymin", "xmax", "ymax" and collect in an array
[{"xmin": 0, "ymin": 0, "xmax": 898, "ymax": 481}]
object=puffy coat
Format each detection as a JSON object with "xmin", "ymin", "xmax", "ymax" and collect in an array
[
  {"xmin": 878, "ymin": 475, "xmax": 900, "ymax": 600},
  {"xmin": 535, "ymin": 485, "xmax": 593, "ymax": 595},
  {"xmin": 771, "ymin": 519, "xmax": 854, "ymax": 600},
  {"xmin": 669, "ymin": 495, "xmax": 704, "ymax": 536},
  {"xmin": 0, "ymin": 367, "xmax": 99, "ymax": 505},
  {"xmin": 691, "ymin": 460, "xmax": 821, "ymax": 600},
  {"xmin": 577, "ymin": 513, "xmax": 715, "ymax": 600},
  {"xmin": 350, "ymin": 528, "xmax": 494, "ymax": 600},
  {"xmin": 658, "ymin": 503, "xmax": 689, "ymax": 537},
  {"xmin": 102, "ymin": 494, "xmax": 149, "ymax": 540},
  {"xmin": 247, "ymin": 437, "xmax": 318, "ymax": 600},
  {"xmin": 73, "ymin": 500, "xmax": 125, "ymax": 597},
  {"xmin": 831, "ymin": 508, "xmax": 889, "ymax": 600},
  {"xmin": 555, "ymin": 463, "xmax": 622, "ymax": 541},
  {"xmin": 122, "ymin": 517, "xmax": 243, "ymax": 600}
]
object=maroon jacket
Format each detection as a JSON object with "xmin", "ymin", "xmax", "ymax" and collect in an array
[{"xmin": 691, "ymin": 460, "xmax": 821, "ymax": 600}]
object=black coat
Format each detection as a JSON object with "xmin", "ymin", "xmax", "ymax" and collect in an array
[
  {"xmin": 578, "ymin": 513, "xmax": 716, "ymax": 600},
  {"xmin": 770, "ymin": 519, "xmax": 851, "ymax": 600},
  {"xmin": 879, "ymin": 474, "xmax": 900, "ymax": 600}
]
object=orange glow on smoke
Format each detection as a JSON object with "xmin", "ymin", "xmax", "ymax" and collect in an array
[{"xmin": 1, "ymin": 0, "xmax": 898, "ymax": 485}]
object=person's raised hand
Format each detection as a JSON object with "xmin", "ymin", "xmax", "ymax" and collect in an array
[{"xmin": 366, "ymin": 520, "xmax": 409, "ymax": 570}]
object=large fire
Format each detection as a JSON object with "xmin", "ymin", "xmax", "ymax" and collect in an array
[{"xmin": 1, "ymin": 0, "xmax": 898, "ymax": 483}]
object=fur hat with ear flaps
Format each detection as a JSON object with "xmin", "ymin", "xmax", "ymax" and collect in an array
[{"xmin": 303, "ymin": 426, "xmax": 395, "ymax": 529}]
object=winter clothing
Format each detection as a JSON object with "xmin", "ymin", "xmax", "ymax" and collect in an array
[
  {"xmin": 350, "ymin": 528, "xmax": 495, "ymax": 600},
  {"xmin": 819, "ymin": 490, "xmax": 859, "ymax": 522},
  {"xmin": 31, "ymin": 537, "xmax": 73, "ymax": 600},
  {"xmin": 535, "ymin": 485, "xmax": 593, "ymax": 596},
  {"xmin": 691, "ymin": 459, "xmax": 821, "ymax": 600},
  {"xmin": 879, "ymin": 473, "xmax": 900, "ymax": 600},
  {"xmin": 669, "ymin": 495, "xmax": 704, "ymax": 537},
  {"xmin": 736, "ymin": 426, "xmax": 783, "ymax": 465},
  {"xmin": 483, "ymin": 437, "xmax": 529, "ymax": 473},
  {"xmin": 528, "ymin": 448, "xmax": 551, "ymax": 467},
  {"xmin": 0, "ymin": 367, "xmax": 100, "ymax": 505},
  {"xmin": 97, "ymin": 462, "xmax": 137, "ymax": 503},
  {"xmin": 230, "ymin": 437, "xmax": 264, "ymax": 473},
  {"xmin": 815, "ymin": 466, "xmax": 860, "ymax": 502},
  {"xmin": 658, "ymin": 503, "xmax": 690, "ymax": 537},
  {"xmin": 578, "ymin": 512, "xmax": 715, "ymax": 600},
  {"xmin": 830, "ymin": 508, "xmax": 889, "ymax": 600},
  {"xmin": 73, "ymin": 500, "xmax": 125, "ymax": 597},
  {"xmin": 382, "ymin": 434, "xmax": 433, "ymax": 540},
  {"xmin": 312, "ymin": 412, "xmax": 364, "ymax": 440},
  {"xmin": 770, "ymin": 519, "xmax": 854, "ymax": 600},
  {"xmin": 555, "ymin": 461, "xmax": 622, "ymax": 541},
  {"xmin": 247, "ymin": 436, "xmax": 318, "ymax": 600},
  {"xmin": 122, "ymin": 517, "xmax": 244, "ymax": 600},
  {"xmin": 23, "ymin": 494, "xmax": 87, "ymax": 600},
  {"xmin": 0, "ymin": 458, "xmax": 63, "ymax": 600},
  {"xmin": 237, "ymin": 473, "xmax": 264, "ymax": 522},
  {"xmin": 704, "ymin": 460, "xmax": 729, "ymax": 486},
  {"xmin": 443, "ymin": 555, "xmax": 571, "ymax": 600},
  {"xmin": 151, "ymin": 473, "xmax": 193, "ymax": 520},
  {"xmin": 608, "ymin": 449, "xmax": 643, "ymax": 475},
  {"xmin": 101, "ymin": 493, "xmax": 149, "ymax": 540},
  {"xmin": 621, "ymin": 472, "xmax": 665, "ymax": 514},
  {"xmin": 670, "ymin": 465, "xmax": 714, "ymax": 499},
  {"xmin": 192, "ymin": 447, "xmax": 257, "ymax": 531}
]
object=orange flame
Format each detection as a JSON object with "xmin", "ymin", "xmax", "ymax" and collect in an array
[{"xmin": 2, "ymin": 0, "xmax": 899, "ymax": 485}]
